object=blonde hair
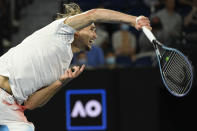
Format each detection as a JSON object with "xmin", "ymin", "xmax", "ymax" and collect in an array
[{"xmin": 56, "ymin": 3, "xmax": 82, "ymax": 19}]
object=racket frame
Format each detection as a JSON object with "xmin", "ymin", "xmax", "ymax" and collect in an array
[
  {"xmin": 153, "ymin": 40, "xmax": 193, "ymax": 97},
  {"xmin": 142, "ymin": 27, "xmax": 193, "ymax": 97}
]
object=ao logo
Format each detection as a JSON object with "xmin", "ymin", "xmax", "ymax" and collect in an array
[
  {"xmin": 66, "ymin": 89, "xmax": 107, "ymax": 130},
  {"xmin": 71, "ymin": 100, "xmax": 102, "ymax": 118}
]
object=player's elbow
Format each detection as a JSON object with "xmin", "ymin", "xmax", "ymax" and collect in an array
[
  {"xmin": 86, "ymin": 9, "xmax": 99, "ymax": 23},
  {"xmin": 25, "ymin": 104, "xmax": 44, "ymax": 110},
  {"xmin": 24, "ymin": 105, "xmax": 36, "ymax": 110},
  {"xmin": 24, "ymin": 101, "xmax": 42, "ymax": 110}
]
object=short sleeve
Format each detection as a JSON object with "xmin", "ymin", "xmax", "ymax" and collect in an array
[
  {"xmin": 38, "ymin": 18, "xmax": 76, "ymax": 44},
  {"xmin": 55, "ymin": 18, "xmax": 76, "ymax": 44}
]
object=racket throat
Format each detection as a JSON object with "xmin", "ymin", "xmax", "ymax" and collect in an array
[
  {"xmin": 152, "ymin": 40, "xmax": 162, "ymax": 58},
  {"xmin": 155, "ymin": 49, "xmax": 162, "ymax": 58}
]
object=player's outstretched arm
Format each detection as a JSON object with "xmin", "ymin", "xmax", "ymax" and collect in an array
[
  {"xmin": 64, "ymin": 8, "xmax": 151, "ymax": 31},
  {"xmin": 24, "ymin": 65, "xmax": 85, "ymax": 110}
]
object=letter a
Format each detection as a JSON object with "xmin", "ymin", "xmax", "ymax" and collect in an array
[{"xmin": 71, "ymin": 100, "xmax": 86, "ymax": 118}]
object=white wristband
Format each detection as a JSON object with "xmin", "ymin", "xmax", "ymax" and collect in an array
[{"xmin": 136, "ymin": 16, "xmax": 143, "ymax": 24}]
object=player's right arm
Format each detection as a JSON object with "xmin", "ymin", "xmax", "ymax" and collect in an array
[{"xmin": 64, "ymin": 8, "xmax": 151, "ymax": 31}]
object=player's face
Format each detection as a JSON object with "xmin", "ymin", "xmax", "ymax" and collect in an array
[{"xmin": 77, "ymin": 23, "xmax": 97, "ymax": 51}]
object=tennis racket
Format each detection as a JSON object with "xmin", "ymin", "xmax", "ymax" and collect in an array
[{"xmin": 142, "ymin": 27, "xmax": 193, "ymax": 97}]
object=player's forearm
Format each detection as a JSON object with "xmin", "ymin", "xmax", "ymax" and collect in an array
[
  {"xmin": 91, "ymin": 9, "xmax": 137, "ymax": 27},
  {"xmin": 65, "ymin": 8, "xmax": 137, "ymax": 30},
  {"xmin": 24, "ymin": 80, "xmax": 63, "ymax": 110}
]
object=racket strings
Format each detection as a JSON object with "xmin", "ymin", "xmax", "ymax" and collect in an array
[
  {"xmin": 175, "ymin": 54, "xmax": 192, "ymax": 94},
  {"xmin": 165, "ymin": 53, "xmax": 191, "ymax": 94},
  {"xmin": 162, "ymin": 52, "xmax": 185, "ymax": 93},
  {"xmin": 164, "ymin": 52, "xmax": 191, "ymax": 84},
  {"xmin": 166, "ymin": 53, "xmax": 191, "ymax": 94},
  {"xmin": 165, "ymin": 54, "xmax": 191, "ymax": 94},
  {"xmin": 161, "ymin": 51, "xmax": 192, "ymax": 95}
]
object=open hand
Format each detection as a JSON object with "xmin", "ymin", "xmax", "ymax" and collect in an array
[{"xmin": 59, "ymin": 65, "xmax": 85, "ymax": 83}]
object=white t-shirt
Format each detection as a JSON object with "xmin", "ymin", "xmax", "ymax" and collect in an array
[{"xmin": 0, "ymin": 18, "xmax": 76, "ymax": 104}]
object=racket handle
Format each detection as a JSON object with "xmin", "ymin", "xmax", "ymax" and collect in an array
[{"xmin": 142, "ymin": 26, "xmax": 156, "ymax": 42}]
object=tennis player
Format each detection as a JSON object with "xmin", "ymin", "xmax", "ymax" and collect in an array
[{"xmin": 0, "ymin": 3, "xmax": 151, "ymax": 131}]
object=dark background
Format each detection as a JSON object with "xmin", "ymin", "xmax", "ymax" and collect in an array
[{"xmin": 25, "ymin": 67, "xmax": 197, "ymax": 131}]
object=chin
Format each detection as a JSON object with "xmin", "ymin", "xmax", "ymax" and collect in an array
[{"xmin": 85, "ymin": 45, "xmax": 92, "ymax": 51}]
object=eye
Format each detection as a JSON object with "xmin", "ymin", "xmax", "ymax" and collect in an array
[{"xmin": 90, "ymin": 27, "xmax": 96, "ymax": 32}]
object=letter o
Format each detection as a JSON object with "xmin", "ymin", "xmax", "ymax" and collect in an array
[{"xmin": 85, "ymin": 100, "xmax": 102, "ymax": 117}]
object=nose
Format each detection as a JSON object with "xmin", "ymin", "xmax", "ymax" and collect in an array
[{"xmin": 93, "ymin": 32, "xmax": 97, "ymax": 39}]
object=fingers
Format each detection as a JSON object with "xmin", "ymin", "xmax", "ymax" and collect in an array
[
  {"xmin": 80, "ymin": 64, "xmax": 85, "ymax": 72},
  {"xmin": 67, "ymin": 68, "xmax": 73, "ymax": 78},
  {"xmin": 73, "ymin": 66, "xmax": 80, "ymax": 72},
  {"xmin": 136, "ymin": 16, "xmax": 152, "ymax": 30},
  {"xmin": 60, "ymin": 65, "xmax": 86, "ymax": 82},
  {"xmin": 71, "ymin": 65, "xmax": 86, "ymax": 78},
  {"xmin": 72, "ymin": 66, "xmax": 80, "ymax": 76}
]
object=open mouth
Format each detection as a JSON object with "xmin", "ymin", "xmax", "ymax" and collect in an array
[{"xmin": 89, "ymin": 40, "xmax": 94, "ymax": 45}]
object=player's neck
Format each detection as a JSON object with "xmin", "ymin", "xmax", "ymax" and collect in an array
[{"xmin": 71, "ymin": 42, "xmax": 81, "ymax": 53}]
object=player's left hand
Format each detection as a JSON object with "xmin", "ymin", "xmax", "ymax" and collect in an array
[
  {"xmin": 59, "ymin": 64, "xmax": 85, "ymax": 83},
  {"xmin": 135, "ymin": 16, "xmax": 152, "ymax": 30}
]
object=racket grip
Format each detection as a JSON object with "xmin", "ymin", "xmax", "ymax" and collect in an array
[{"xmin": 142, "ymin": 26, "xmax": 156, "ymax": 42}]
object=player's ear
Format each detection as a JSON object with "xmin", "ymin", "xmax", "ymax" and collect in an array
[{"xmin": 74, "ymin": 32, "xmax": 80, "ymax": 38}]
